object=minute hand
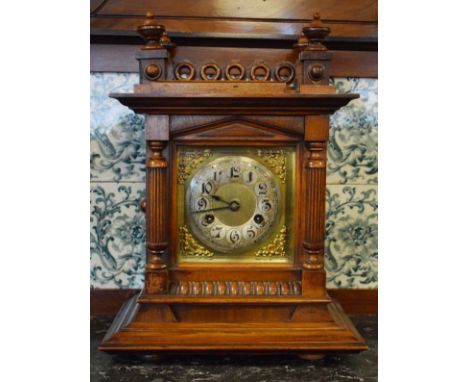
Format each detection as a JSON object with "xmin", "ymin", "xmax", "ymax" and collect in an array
[{"xmin": 191, "ymin": 200, "xmax": 240, "ymax": 214}]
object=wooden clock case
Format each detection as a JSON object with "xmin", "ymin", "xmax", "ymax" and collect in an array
[{"xmin": 99, "ymin": 13, "xmax": 367, "ymax": 358}]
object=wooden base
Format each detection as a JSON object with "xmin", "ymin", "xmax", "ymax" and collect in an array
[{"xmin": 99, "ymin": 292, "xmax": 367, "ymax": 355}]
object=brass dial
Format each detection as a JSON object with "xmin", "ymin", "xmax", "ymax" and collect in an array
[{"xmin": 186, "ymin": 156, "xmax": 280, "ymax": 253}]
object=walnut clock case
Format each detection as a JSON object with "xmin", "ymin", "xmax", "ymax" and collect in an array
[{"xmin": 99, "ymin": 13, "xmax": 367, "ymax": 358}]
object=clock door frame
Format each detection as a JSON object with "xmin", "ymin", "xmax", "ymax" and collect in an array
[{"xmin": 167, "ymin": 119, "xmax": 306, "ymax": 286}]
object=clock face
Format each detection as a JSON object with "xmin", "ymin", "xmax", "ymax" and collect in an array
[{"xmin": 186, "ymin": 156, "xmax": 280, "ymax": 253}]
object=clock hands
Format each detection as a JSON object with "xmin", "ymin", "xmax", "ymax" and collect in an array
[
  {"xmin": 191, "ymin": 198, "xmax": 240, "ymax": 214},
  {"xmin": 211, "ymin": 195, "xmax": 240, "ymax": 212},
  {"xmin": 209, "ymin": 194, "xmax": 241, "ymax": 210}
]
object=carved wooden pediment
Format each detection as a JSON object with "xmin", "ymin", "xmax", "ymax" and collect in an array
[{"xmin": 172, "ymin": 118, "xmax": 302, "ymax": 141}]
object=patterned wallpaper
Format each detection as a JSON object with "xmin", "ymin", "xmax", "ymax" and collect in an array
[{"xmin": 90, "ymin": 73, "xmax": 378, "ymax": 289}]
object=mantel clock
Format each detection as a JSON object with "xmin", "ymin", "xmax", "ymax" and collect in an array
[{"xmin": 100, "ymin": 13, "xmax": 367, "ymax": 358}]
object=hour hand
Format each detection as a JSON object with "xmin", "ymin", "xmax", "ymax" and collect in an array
[{"xmin": 210, "ymin": 194, "xmax": 230, "ymax": 205}]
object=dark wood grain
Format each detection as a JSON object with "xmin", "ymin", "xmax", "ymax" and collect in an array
[
  {"xmin": 94, "ymin": 0, "xmax": 377, "ymax": 21},
  {"xmin": 328, "ymin": 289, "xmax": 378, "ymax": 315},
  {"xmin": 90, "ymin": 0, "xmax": 107, "ymax": 15},
  {"xmin": 90, "ymin": 0, "xmax": 378, "ymax": 59},
  {"xmin": 90, "ymin": 32, "xmax": 377, "ymax": 52},
  {"xmin": 91, "ymin": 0, "xmax": 377, "ymax": 42},
  {"xmin": 91, "ymin": 20, "xmax": 377, "ymax": 42},
  {"xmin": 90, "ymin": 288, "xmax": 139, "ymax": 316}
]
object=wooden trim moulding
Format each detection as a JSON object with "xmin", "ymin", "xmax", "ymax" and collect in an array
[{"xmin": 90, "ymin": 288, "xmax": 377, "ymax": 316}]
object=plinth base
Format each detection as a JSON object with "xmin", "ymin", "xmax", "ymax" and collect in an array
[{"xmin": 99, "ymin": 292, "xmax": 367, "ymax": 356}]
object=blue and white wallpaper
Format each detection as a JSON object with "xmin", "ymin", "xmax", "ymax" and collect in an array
[{"xmin": 90, "ymin": 73, "xmax": 378, "ymax": 289}]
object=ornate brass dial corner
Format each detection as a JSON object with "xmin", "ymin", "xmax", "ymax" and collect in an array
[
  {"xmin": 179, "ymin": 225, "xmax": 214, "ymax": 257},
  {"xmin": 256, "ymin": 149, "xmax": 287, "ymax": 183},
  {"xmin": 254, "ymin": 226, "xmax": 287, "ymax": 257},
  {"xmin": 177, "ymin": 149, "xmax": 212, "ymax": 184}
]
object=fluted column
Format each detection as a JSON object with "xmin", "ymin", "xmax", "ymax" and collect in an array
[
  {"xmin": 144, "ymin": 115, "xmax": 169, "ymax": 294},
  {"xmin": 302, "ymin": 115, "xmax": 329, "ymax": 296},
  {"xmin": 303, "ymin": 141, "xmax": 327, "ymax": 271}
]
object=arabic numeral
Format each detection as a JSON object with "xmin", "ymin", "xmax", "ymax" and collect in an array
[
  {"xmin": 230, "ymin": 166, "xmax": 241, "ymax": 178},
  {"xmin": 260, "ymin": 198, "xmax": 272, "ymax": 212},
  {"xmin": 201, "ymin": 181, "xmax": 214, "ymax": 194},
  {"xmin": 210, "ymin": 225, "xmax": 225, "ymax": 239},
  {"xmin": 228, "ymin": 229, "xmax": 241, "ymax": 243},
  {"xmin": 196, "ymin": 197, "xmax": 208, "ymax": 210},
  {"xmin": 255, "ymin": 182, "xmax": 268, "ymax": 195},
  {"xmin": 242, "ymin": 225, "xmax": 257, "ymax": 240},
  {"xmin": 213, "ymin": 170, "xmax": 222, "ymax": 182},
  {"xmin": 243, "ymin": 170, "xmax": 257, "ymax": 184}
]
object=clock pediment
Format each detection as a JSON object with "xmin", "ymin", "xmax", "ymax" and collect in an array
[{"xmin": 172, "ymin": 118, "xmax": 302, "ymax": 142}]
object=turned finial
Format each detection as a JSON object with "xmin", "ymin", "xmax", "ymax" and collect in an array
[
  {"xmin": 293, "ymin": 32, "xmax": 309, "ymax": 50},
  {"xmin": 159, "ymin": 31, "xmax": 175, "ymax": 50},
  {"xmin": 301, "ymin": 13, "xmax": 330, "ymax": 51},
  {"xmin": 137, "ymin": 12, "xmax": 166, "ymax": 50}
]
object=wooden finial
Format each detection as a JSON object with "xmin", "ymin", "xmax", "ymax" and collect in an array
[
  {"xmin": 312, "ymin": 12, "xmax": 321, "ymax": 26},
  {"xmin": 137, "ymin": 12, "xmax": 166, "ymax": 50},
  {"xmin": 293, "ymin": 32, "xmax": 309, "ymax": 50},
  {"xmin": 144, "ymin": 11, "xmax": 155, "ymax": 24},
  {"xmin": 302, "ymin": 13, "xmax": 330, "ymax": 51},
  {"xmin": 159, "ymin": 31, "xmax": 175, "ymax": 50}
]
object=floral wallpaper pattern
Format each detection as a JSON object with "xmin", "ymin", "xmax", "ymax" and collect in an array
[
  {"xmin": 329, "ymin": 78, "xmax": 378, "ymax": 185},
  {"xmin": 326, "ymin": 185, "xmax": 378, "ymax": 288},
  {"xmin": 90, "ymin": 73, "xmax": 378, "ymax": 289},
  {"xmin": 90, "ymin": 183, "xmax": 146, "ymax": 288},
  {"xmin": 90, "ymin": 73, "xmax": 145, "ymax": 182}
]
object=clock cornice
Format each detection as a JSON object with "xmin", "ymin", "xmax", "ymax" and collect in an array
[{"xmin": 111, "ymin": 84, "xmax": 358, "ymax": 116}]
